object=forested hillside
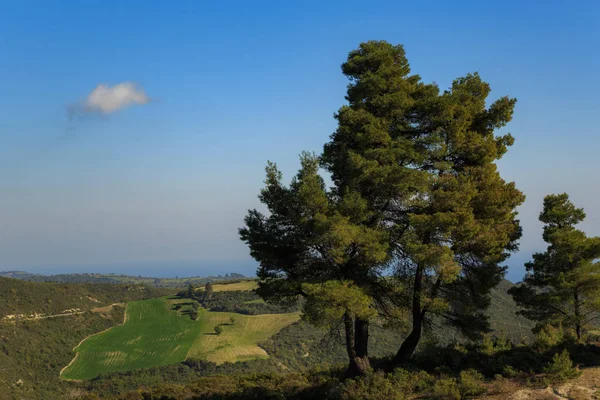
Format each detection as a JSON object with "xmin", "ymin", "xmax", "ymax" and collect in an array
[
  {"xmin": 0, "ymin": 278, "xmax": 171, "ymax": 400},
  {"xmin": 0, "ymin": 271, "xmax": 248, "ymax": 288}
]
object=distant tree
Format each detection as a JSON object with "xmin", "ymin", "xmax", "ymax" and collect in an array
[
  {"xmin": 192, "ymin": 302, "xmax": 199, "ymax": 311},
  {"xmin": 510, "ymin": 194, "xmax": 600, "ymax": 341},
  {"xmin": 186, "ymin": 284, "xmax": 195, "ymax": 299},
  {"xmin": 190, "ymin": 310, "xmax": 198, "ymax": 321},
  {"xmin": 204, "ymin": 282, "xmax": 214, "ymax": 305},
  {"xmin": 214, "ymin": 325, "xmax": 222, "ymax": 335},
  {"xmin": 229, "ymin": 316, "xmax": 236, "ymax": 325}
]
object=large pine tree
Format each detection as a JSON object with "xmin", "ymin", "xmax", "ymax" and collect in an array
[
  {"xmin": 510, "ymin": 194, "xmax": 600, "ymax": 341},
  {"xmin": 321, "ymin": 41, "xmax": 525, "ymax": 364},
  {"xmin": 240, "ymin": 40, "xmax": 525, "ymax": 374}
]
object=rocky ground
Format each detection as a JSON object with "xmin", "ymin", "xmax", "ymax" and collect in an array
[{"xmin": 479, "ymin": 368, "xmax": 600, "ymax": 400}]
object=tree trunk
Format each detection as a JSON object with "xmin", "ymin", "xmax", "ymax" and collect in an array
[
  {"xmin": 574, "ymin": 289, "xmax": 582, "ymax": 342},
  {"xmin": 344, "ymin": 311, "xmax": 371, "ymax": 376},
  {"xmin": 394, "ymin": 263, "xmax": 424, "ymax": 365}
]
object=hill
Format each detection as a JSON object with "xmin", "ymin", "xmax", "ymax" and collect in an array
[
  {"xmin": 0, "ymin": 270, "xmax": 250, "ymax": 288},
  {"xmin": 0, "ymin": 277, "xmax": 171, "ymax": 400},
  {"xmin": 1, "ymin": 276, "xmax": 533, "ymax": 399}
]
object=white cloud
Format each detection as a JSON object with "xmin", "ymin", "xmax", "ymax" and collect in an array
[{"xmin": 83, "ymin": 82, "xmax": 151, "ymax": 114}]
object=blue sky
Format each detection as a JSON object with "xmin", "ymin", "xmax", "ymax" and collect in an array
[{"xmin": 0, "ymin": 1, "xmax": 598, "ymax": 280}]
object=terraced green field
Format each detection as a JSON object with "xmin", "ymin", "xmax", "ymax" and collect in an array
[
  {"xmin": 60, "ymin": 296, "xmax": 299, "ymax": 380},
  {"xmin": 61, "ymin": 297, "xmax": 202, "ymax": 380}
]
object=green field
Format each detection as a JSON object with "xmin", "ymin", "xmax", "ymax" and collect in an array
[
  {"xmin": 60, "ymin": 296, "xmax": 298, "ymax": 380},
  {"xmin": 60, "ymin": 297, "xmax": 202, "ymax": 380}
]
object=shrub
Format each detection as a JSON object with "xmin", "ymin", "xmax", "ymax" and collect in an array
[
  {"xmin": 480, "ymin": 333, "xmax": 511, "ymax": 356},
  {"xmin": 459, "ymin": 369, "xmax": 487, "ymax": 397},
  {"xmin": 543, "ymin": 349, "xmax": 581, "ymax": 383},
  {"xmin": 500, "ymin": 365, "xmax": 520, "ymax": 378},
  {"xmin": 534, "ymin": 324, "xmax": 564, "ymax": 350},
  {"xmin": 432, "ymin": 378, "xmax": 461, "ymax": 400},
  {"xmin": 388, "ymin": 368, "xmax": 434, "ymax": 393},
  {"xmin": 190, "ymin": 311, "xmax": 198, "ymax": 320},
  {"xmin": 338, "ymin": 371, "xmax": 406, "ymax": 400},
  {"xmin": 214, "ymin": 325, "xmax": 222, "ymax": 335}
]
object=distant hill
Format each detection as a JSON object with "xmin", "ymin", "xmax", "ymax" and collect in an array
[
  {"xmin": 488, "ymin": 279, "xmax": 534, "ymax": 341},
  {"xmin": 0, "ymin": 277, "xmax": 172, "ymax": 400},
  {"xmin": 0, "ymin": 276, "xmax": 533, "ymax": 399},
  {"xmin": 0, "ymin": 270, "xmax": 248, "ymax": 288}
]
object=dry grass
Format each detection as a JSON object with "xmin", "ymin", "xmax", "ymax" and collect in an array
[
  {"xmin": 212, "ymin": 280, "xmax": 258, "ymax": 292},
  {"xmin": 187, "ymin": 309, "xmax": 300, "ymax": 364}
]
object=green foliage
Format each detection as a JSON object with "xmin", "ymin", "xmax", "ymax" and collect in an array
[
  {"xmin": 241, "ymin": 40, "xmax": 525, "ymax": 373},
  {"xmin": 214, "ymin": 325, "xmax": 223, "ymax": 335},
  {"xmin": 322, "ymin": 40, "xmax": 525, "ymax": 362},
  {"xmin": 202, "ymin": 290, "xmax": 300, "ymax": 315},
  {"xmin": 510, "ymin": 194, "xmax": 600, "ymax": 341},
  {"xmin": 204, "ymin": 282, "xmax": 214, "ymax": 305},
  {"xmin": 337, "ymin": 371, "xmax": 407, "ymax": 400},
  {"xmin": 302, "ymin": 281, "xmax": 376, "ymax": 327},
  {"xmin": 479, "ymin": 333, "xmax": 512, "ymax": 356},
  {"xmin": 0, "ymin": 278, "xmax": 169, "ymax": 400},
  {"xmin": 533, "ymin": 324, "xmax": 566, "ymax": 350},
  {"xmin": 0, "ymin": 276, "xmax": 171, "ymax": 317},
  {"xmin": 432, "ymin": 378, "xmax": 461, "ymax": 400},
  {"xmin": 543, "ymin": 349, "xmax": 581, "ymax": 383},
  {"xmin": 458, "ymin": 369, "xmax": 487, "ymax": 397}
]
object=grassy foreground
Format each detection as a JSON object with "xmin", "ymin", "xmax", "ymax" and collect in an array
[{"xmin": 60, "ymin": 296, "xmax": 298, "ymax": 380}]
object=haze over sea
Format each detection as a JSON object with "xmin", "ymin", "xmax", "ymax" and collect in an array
[{"xmin": 1, "ymin": 1, "xmax": 599, "ymax": 283}]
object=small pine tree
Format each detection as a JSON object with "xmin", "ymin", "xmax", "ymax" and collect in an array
[
  {"xmin": 186, "ymin": 283, "xmax": 195, "ymax": 299},
  {"xmin": 510, "ymin": 194, "xmax": 600, "ymax": 342},
  {"xmin": 204, "ymin": 282, "xmax": 214, "ymax": 305},
  {"xmin": 543, "ymin": 349, "xmax": 581, "ymax": 382}
]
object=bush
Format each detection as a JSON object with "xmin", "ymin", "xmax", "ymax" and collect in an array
[
  {"xmin": 534, "ymin": 324, "xmax": 564, "ymax": 350},
  {"xmin": 543, "ymin": 349, "xmax": 581, "ymax": 383},
  {"xmin": 479, "ymin": 333, "xmax": 511, "ymax": 356},
  {"xmin": 190, "ymin": 311, "xmax": 198, "ymax": 320},
  {"xmin": 214, "ymin": 325, "xmax": 223, "ymax": 335},
  {"xmin": 388, "ymin": 368, "xmax": 435, "ymax": 393},
  {"xmin": 458, "ymin": 369, "xmax": 486, "ymax": 397},
  {"xmin": 432, "ymin": 378, "xmax": 461, "ymax": 400},
  {"xmin": 337, "ymin": 371, "xmax": 406, "ymax": 400}
]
